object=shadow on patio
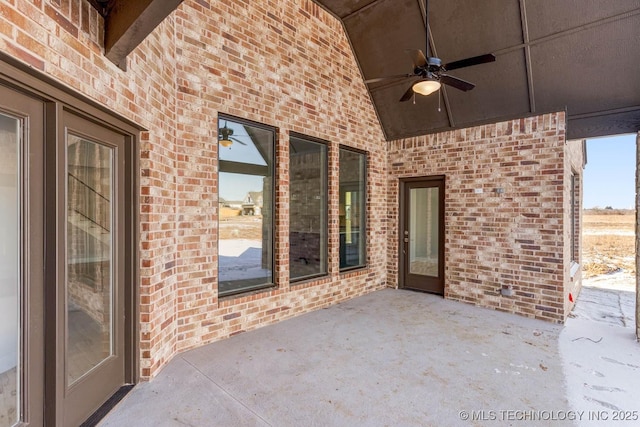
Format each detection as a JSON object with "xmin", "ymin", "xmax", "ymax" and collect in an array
[{"xmin": 99, "ymin": 288, "xmax": 638, "ymax": 426}]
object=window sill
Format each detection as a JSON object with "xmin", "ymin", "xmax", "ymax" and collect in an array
[
  {"xmin": 218, "ymin": 284, "xmax": 278, "ymax": 305},
  {"xmin": 339, "ymin": 265, "xmax": 368, "ymax": 275},
  {"xmin": 290, "ymin": 274, "xmax": 330, "ymax": 287}
]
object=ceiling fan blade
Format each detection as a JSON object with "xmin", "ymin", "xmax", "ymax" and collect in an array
[
  {"xmin": 365, "ymin": 74, "xmax": 414, "ymax": 84},
  {"xmin": 444, "ymin": 53, "xmax": 496, "ymax": 71},
  {"xmin": 230, "ymin": 137, "xmax": 247, "ymax": 146},
  {"xmin": 440, "ymin": 74, "xmax": 475, "ymax": 91},
  {"xmin": 405, "ymin": 49, "xmax": 428, "ymax": 68},
  {"xmin": 399, "ymin": 84, "xmax": 416, "ymax": 102}
]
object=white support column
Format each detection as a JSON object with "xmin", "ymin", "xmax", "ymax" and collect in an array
[{"xmin": 636, "ymin": 131, "xmax": 640, "ymax": 341}]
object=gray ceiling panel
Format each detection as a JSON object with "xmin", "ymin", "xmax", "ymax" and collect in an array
[
  {"xmin": 429, "ymin": 0, "xmax": 523, "ymax": 60},
  {"xmin": 445, "ymin": 50, "xmax": 530, "ymax": 126},
  {"xmin": 531, "ymin": 16, "xmax": 640, "ymax": 115},
  {"xmin": 345, "ymin": 0, "xmax": 425, "ymax": 82},
  {"xmin": 525, "ymin": 0, "xmax": 640, "ymax": 41}
]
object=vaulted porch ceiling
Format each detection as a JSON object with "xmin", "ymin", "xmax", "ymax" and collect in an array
[
  {"xmin": 92, "ymin": 0, "xmax": 640, "ymax": 141},
  {"xmin": 314, "ymin": 0, "xmax": 640, "ymax": 140}
]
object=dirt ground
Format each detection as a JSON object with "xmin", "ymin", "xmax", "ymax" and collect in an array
[
  {"xmin": 219, "ymin": 207, "xmax": 263, "ymax": 240},
  {"xmin": 582, "ymin": 209, "xmax": 636, "ymax": 278}
]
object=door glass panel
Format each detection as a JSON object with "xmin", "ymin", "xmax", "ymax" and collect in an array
[
  {"xmin": 66, "ymin": 135, "xmax": 113, "ymax": 385},
  {"xmin": 409, "ymin": 187, "xmax": 439, "ymax": 277},
  {"xmin": 0, "ymin": 113, "xmax": 20, "ymax": 426}
]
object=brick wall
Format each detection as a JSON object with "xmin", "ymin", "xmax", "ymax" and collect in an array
[
  {"xmin": 387, "ymin": 113, "xmax": 571, "ymax": 323},
  {"xmin": 169, "ymin": 0, "xmax": 388, "ymax": 375},
  {"xmin": 0, "ymin": 0, "xmax": 387, "ymax": 378},
  {"xmin": 2, "ymin": 0, "xmax": 583, "ymax": 380},
  {"xmin": 564, "ymin": 139, "xmax": 586, "ymax": 316}
]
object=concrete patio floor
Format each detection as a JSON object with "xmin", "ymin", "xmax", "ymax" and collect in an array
[{"xmin": 100, "ymin": 288, "xmax": 598, "ymax": 426}]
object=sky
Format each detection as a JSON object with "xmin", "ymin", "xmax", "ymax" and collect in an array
[{"xmin": 583, "ymin": 134, "xmax": 637, "ymax": 209}]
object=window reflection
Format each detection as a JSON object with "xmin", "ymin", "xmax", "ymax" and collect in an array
[
  {"xmin": 66, "ymin": 136, "xmax": 113, "ymax": 384},
  {"xmin": 339, "ymin": 148, "xmax": 367, "ymax": 269},
  {"xmin": 409, "ymin": 187, "xmax": 439, "ymax": 277},
  {"xmin": 289, "ymin": 135, "xmax": 327, "ymax": 281},
  {"xmin": 218, "ymin": 117, "xmax": 274, "ymax": 296}
]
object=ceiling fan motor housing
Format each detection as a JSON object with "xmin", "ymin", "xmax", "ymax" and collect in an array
[
  {"xmin": 415, "ymin": 57, "xmax": 442, "ymax": 77},
  {"xmin": 427, "ymin": 57, "xmax": 441, "ymax": 67}
]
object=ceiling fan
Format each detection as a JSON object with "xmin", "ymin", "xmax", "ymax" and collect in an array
[
  {"xmin": 365, "ymin": 0, "xmax": 496, "ymax": 102},
  {"xmin": 219, "ymin": 121, "xmax": 248, "ymax": 148}
]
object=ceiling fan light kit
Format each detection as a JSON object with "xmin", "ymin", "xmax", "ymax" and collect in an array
[
  {"xmin": 412, "ymin": 77, "xmax": 441, "ymax": 96},
  {"xmin": 218, "ymin": 120, "xmax": 248, "ymax": 148}
]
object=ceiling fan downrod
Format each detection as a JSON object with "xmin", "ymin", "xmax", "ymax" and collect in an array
[{"xmin": 424, "ymin": 0, "xmax": 430, "ymax": 59}]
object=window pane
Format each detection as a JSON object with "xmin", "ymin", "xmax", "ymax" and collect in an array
[
  {"xmin": 409, "ymin": 187, "xmax": 439, "ymax": 277},
  {"xmin": 339, "ymin": 148, "xmax": 366, "ymax": 269},
  {"xmin": 218, "ymin": 118, "xmax": 274, "ymax": 296},
  {"xmin": 66, "ymin": 136, "xmax": 113, "ymax": 385},
  {"xmin": 0, "ymin": 112, "xmax": 20, "ymax": 426},
  {"xmin": 289, "ymin": 136, "xmax": 327, "ymax": 281}
]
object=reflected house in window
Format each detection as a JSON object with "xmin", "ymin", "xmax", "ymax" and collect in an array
[
  {"xmin": 242, "ymin": 191, "xmax": 263, "ymax": 216},
  {"xmin": 219, "ymin": 197, "xmax": 244, "ymax": 210}
]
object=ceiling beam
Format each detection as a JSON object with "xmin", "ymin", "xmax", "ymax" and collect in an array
[
  {"xmin": 419, "ymin": 0, "xmax": 454, "ymax": 127},
  {"xmin": 519, "ymin": 0, "xmax": 535, "ymax": 114},
  {"xmin": 342, "ymin": 0, "xmax": 387, "ymax": 21},
  {"xmin": 219, "ymin": 160, "xmax": 269, "ymax": 177},
  {"xmin": 104, "ymin": 0, "xmax": 184, "ymax": 70},
  {"xmin": 568, "ymin": 108, "xmax": 640, "ymax": 139}
]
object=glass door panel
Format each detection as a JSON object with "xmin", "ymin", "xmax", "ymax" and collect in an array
[
  {"xmin": 402, "ymin": 178, "xmax": 444, "ymax": 294},
  {"xmin": 409, "ymin": 187, "xmax": 439, "ymax": 277},
  {"xmin": 60, "ymin": 111, "xmax": 125, "ymax": 427},
  {"xmin": 0, "ymin": 113, "xmax": 20, "ymax": 427},
  {"xmin": 66, "ymin": 135, "xmax": 114, "ymax": 385}
]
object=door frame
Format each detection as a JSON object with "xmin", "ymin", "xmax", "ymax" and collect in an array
[
  {"xmin": 0, "ymin": 52, "xmax": 141, "ymax": 425},
  {"xmin": 0, "ymin": 82, "xmax": 45, "ymax": 427},
  {"xmin": 398, "ymin": 176, "xmax": 445, "ymax": 294},
  {"xmin": 52, "ymin": 109, "xmax": 130, "ymax": 426}
]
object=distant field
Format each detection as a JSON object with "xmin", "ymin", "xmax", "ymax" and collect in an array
[
  {"xmin": 582, "ymin": 209, "xmax": 635, "ymax": 277},
  {"xmin": 219, "ymin": 207, "xmax": 263, "ymax": 240}
]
